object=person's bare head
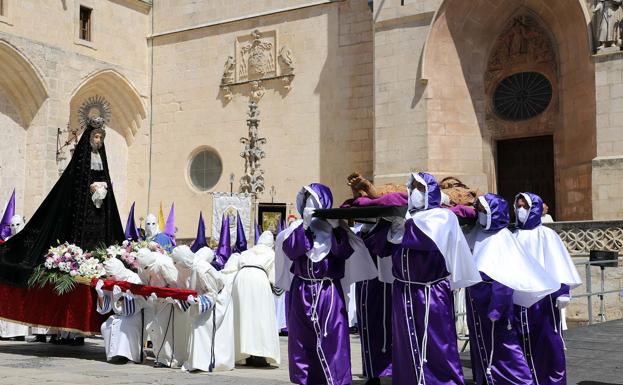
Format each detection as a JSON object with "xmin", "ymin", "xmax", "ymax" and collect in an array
[{"xmin": 542, "ymin": 203, "xmax": 549, "ymax": 215}]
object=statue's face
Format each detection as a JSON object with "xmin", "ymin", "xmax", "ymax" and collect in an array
[
  {"xmin": 9, "ymin": 215, "xmax": 25, "ymax": 236},
  {"xmin": 92, "ymin": 133, "xmax": 103, "ymax": 146},
  {"xmin": 145, "ymin": 214, "xmax": 159, "ymax": 238},
  {"xmin": 90, "ymin": 130, "xmax": 104, "ymax": 151}
]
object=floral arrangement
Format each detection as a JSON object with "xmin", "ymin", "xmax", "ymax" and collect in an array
[
  {"xmin": 29, "ymin": 240, "xmax": 170, "ymax": 295},
  {"xmin": 102, "ymin": 240, "xmax": 166, "ymax": 272},
  {"xmin": 28, "ymin": 242, "xmax": 106, "ymax": 295}
]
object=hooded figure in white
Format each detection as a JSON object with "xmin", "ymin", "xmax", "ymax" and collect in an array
[
  {"xmin": 135, "ymin": 248, "xmax": 182, "ymax": 367},
  {"xmin": 228, "ymin": 231, "xmax": 281, "ymax": 366},
  {"xmin": 96, "ymin": 258, "xmax": 146, "ymax": 363},
  {"xmin": 171, "ymin": 245, "xmax": 235, "ymax": 372},
  {"xmin": 144, "ymin": 213, "xmax": 173, "ymax": 251},
  {"xmin": 1, "ymin": 215, "xmax": 30, "ymax": 339}
]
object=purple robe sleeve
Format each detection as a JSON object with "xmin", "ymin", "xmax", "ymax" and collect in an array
[
  {"xmin": 487, "ymin": 279, "xmax": 514, "ymax": 322},
  {"xmin": 554, "ymin": 284, "xmax": 570, "ymax": 299},
  {"xmin": 282, "ymin": 223, "xmax": 313, "ymax": 261},
  {"xmin": 401, "ymin": 219, "xmax": 438, "ymax": 251},
  {"xmin": 331, "ymin": 227, "xmax": 354, "ymax": 260}
]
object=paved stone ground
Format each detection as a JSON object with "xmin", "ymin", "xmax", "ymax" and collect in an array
[{"xmin": 0, "ymin": 322, "xmax": 620, "ymax": 385}]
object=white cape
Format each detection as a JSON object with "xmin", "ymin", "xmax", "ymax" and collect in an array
[
  {"xmin": 407, "ymin": 208, "xmax": 482, "ymax": 290},
  {"xmin": 275, "ymin": 219, "xmax": 377, "ymax": 295},
  {"xmin": 467, "ymin": 226, "xmax": 560, "ymax": 307},
  {"xmin": 515, "ymin": 226, "xmax": 582, "ymax": 289}
]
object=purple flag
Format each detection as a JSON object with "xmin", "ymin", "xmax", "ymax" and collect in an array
[
  {"xmin": 211, "ymin": 214, "xmax": 232, "ymax": 271},
  {"xmin": 0, "ymin": 189, "xmax": 16, "ymax": 241},
  {"xmin": 191, "ymin": 212, "xmax": 208, "ymax": 252},
  {"xmin": 254, "ymin": 220, "xmax": 261, "ymax": 244},
  {"xmin": 124, "ymin": 202, "xmax": 140, "ymax": 241},
  {"xmin": 234, "ymin": 211, "xmax": 247, "ymax": 253},
  {"xmin": 165, "ymin": 202, "xmax": 176, "ymax": 246}
]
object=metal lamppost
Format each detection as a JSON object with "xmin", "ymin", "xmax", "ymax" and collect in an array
[
  {"xmin": 270, "ymin": 185, "xmax": 276, "ymax": 203},
  {"xmin": 229, "ymin": 173, "xmax": 235, "ymax": 196}
]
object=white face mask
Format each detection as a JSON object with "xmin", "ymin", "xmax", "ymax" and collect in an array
[
  {"xmin": 145, "ymin": 214, "xmax": 159, "ymax": 238},
  {"xmin": 478, "ymin": 211, "xmax": 488, "ymax": 228},
  {"xmin": 305, "ymin": 196, "xmax": 319, "ymax": 210},
  {"xmin": 516, "ymin": 207, "xmax": 529, "ymax": 225},
  {"xmin": 9, "ymin": 215, "xmax": 25, "ymax": 236},
  {"xmin": 410, "ymin": 189, "xmax": 425, "ymax": 210}
]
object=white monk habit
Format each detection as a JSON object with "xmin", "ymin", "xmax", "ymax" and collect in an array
[
  {"xmin": 230, "ymin": 231, "xmax": 281, "ymax": 365},
  {"xmin": 136, "ymin": 248, "xmax": 185, "ymax": 367},
  {"xmin": 171, "ymin": 245, "xmax": 235, "ymax": 372},
  {"xmin": 96, "ymin": 258, "xmax": 146, "ymax": 363}
]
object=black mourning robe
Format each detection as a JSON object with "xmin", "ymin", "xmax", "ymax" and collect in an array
[{"xmin": 0, "ymin": 124, "xmax": 124, "ymax": 286}]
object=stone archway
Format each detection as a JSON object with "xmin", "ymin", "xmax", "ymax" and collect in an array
[
  {"xmin": 421, "ymin": 0, "xmax": 595, "ymax": 220},
  {"xmin": 67, "ymin": 70, "xmax": 147, "ymax": 216},
  {"xmin": 0, "ymin": 40, "xmax": 49, "ymax": 214}
]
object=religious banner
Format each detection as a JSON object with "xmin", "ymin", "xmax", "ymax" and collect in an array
[{"xmin": 212, "ymin": 193, "xmax": 253, "ymax": 243}]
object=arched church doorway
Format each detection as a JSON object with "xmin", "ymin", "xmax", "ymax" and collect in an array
[{"xmin": 485, "ymin": 14, "xmax": 558, "ymax": 215}]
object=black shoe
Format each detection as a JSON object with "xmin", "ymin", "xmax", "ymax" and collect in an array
[
  {"xmin": 69, "ymin": 337, "xmax": 84, "ymax": 346},
  {"xmin": 153, "ymin": 361, "xmax": 168, "ymax": 368},
  {"xmin": 12, "ymin": 336, "xmax": 25, "ymax": 342},
  {"xmin": 33, "ymin": 335, "xmax": 47, "ymax": 343},
  {"xmin": 278, "ymin": 330, "xmax": 288, "ymax": 336},
  {"xmin": 365, "ymin": 378, "xmax": 381, "ymax": 385}
]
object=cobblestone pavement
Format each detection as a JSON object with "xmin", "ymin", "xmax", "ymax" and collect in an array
[
  {"xmin": 1, "ymin": 325, "xmax": 618, "ymax": 385},
  {"xmin": 0, "ymin": 335, "xmax": 391, "ymax": 385}
]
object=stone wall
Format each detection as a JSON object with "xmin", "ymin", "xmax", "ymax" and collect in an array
[
  {"xmin": 0, "ymin": 0, "xmax": 150, "ymax": 218},
  {"xmin": 593, "ymin": 52, "xmax": 623, "ymax": 220},
  {"xmin": 146, "ymin": 0, "xmax": 373, "ymax": 238},
  {"xmin": 372, "ymin": 0, "xmax": 439, "ymax": 186}
]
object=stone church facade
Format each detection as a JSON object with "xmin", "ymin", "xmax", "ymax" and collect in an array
[{"xmin": 0, "ymin": 0, "xmax": 621, "ymax": 237}]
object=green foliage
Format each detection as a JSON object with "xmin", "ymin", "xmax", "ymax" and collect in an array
[{"xmin": 28, "ymin": 265, "xmax": 77, "ymax": 296}]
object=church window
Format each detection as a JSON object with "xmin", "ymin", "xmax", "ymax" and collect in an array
[
  {"xmin": 493, "ymin": 72, "xmax": 552, "ymax": 121},
  {"xmin": 79, "ymin": 6, "xmax": 92, "ymax": 41},
  {"xmin": 189, "ymin": 148, "xmax": 223, "ymax": 191}
]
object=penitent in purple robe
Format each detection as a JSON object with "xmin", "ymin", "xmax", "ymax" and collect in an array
[
  {"xmin": 392, "ymin": 218, "xmax": 465, "ymax": 385},
  {"xmin": 356, "ymin": 220, "xmax": 393, "ymax": 380},
  {"xmin": 282, "ymin": 223, "xmax": 354, "ymax": 385},
  {"xmin": 467, "ymin": 274, "xmax": 533, "ymax": 385},
  {"xmin": 513, "ymin": 192, "xmax": 581, "ymax": 385},
  {"xmin": 515, "ymin": 285, "xmax": 569, "ymax": 385}
]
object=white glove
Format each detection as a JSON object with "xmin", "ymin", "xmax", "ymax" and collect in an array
[
  {"xmin": 112, "ymin": 285, "xmax": 122, "ymax": 297},
  {"xmin": 124, "ymin": 289, "xmax": 133, "ymax": 298},
  {"xmin": 149, "ymin": 292, "xmax": 158, "ymax": 302},
  {"xmin": 165, "ymin": 296, "xmax": 176, "ymax": 304},
  {"xmin": 327, "ymin": 219, "xmax": 340, "ymax": 229},
  {"xmin": 95, "ymin": 279, "xmax": 105, "ymax": 298},
  {"xmin": 303, "ymin": 207, "xmax": 315, "ymax": 229},
  {"xmin": 187, "ymin": 294, "xmax": 197, "ymax": 304},
  {"xmin": 556, "ymin": 296, "xmax": 570, "ymax": 309}
]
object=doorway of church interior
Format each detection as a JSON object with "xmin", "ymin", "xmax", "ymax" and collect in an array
[{"xmin": 496, "ymin": 135, "xmax": 555, "ymax": 219}]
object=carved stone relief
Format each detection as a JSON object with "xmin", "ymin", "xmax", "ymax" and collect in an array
[
  {"xmin": 220, "ymin": 29, "xmax": 295, "ymax": 102},
  {"xmin": 484, "ymin": 15, "xmax": 557, "ymax": 139}
]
